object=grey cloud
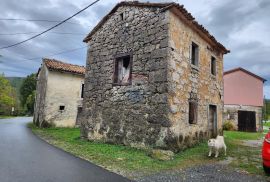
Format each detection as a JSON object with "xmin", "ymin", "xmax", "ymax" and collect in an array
[{"xmin": 0, "ymin": 0, "xmax": 269, "ymax": 97}]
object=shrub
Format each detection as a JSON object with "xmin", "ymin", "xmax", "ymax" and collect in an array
[{"xmin": 223, "ymin": 120, "xmax": 236, "ymax": 131}]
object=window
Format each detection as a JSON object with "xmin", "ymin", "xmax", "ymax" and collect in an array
[
  {"xmin": 81, "ymin": 83, "xmax": 84, "ymax": 98},
  {"xmin": 189, "ymin": 101, "xmax": 198, "ymax": 124},
  {"xmin": 191, "ymin": 42, "xmax": 199, "ymax": 66},
  {"xmin": 113, "ymin": 55, "xmax": 131, "ymax": 85},
  {"xmin": 59, "ymin": 105, "xmax": 65, "ymax": 111},
  {"xmin": 211, "ymin": 56, "xmax": 216, "ymax": 76},
  {"xmin": 120, "ymin": 13, "xmax": 124, "ymax": 21}
]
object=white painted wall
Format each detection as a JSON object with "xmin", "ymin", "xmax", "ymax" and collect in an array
[{"xmin": 44, "ymin": 70, "xmax": 84, "ymax": 127}]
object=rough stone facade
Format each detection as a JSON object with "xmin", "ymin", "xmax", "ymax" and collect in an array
[
  {"xmin": 80, "ymin": 2, "xmax": 228, "ymax": 152},
  {"xmin": 34, "ymin": 59, "xmax": 85, "ymax": 127},
  {"xmin": 224, "ymin": 105, "xmax": 263, "ymax": 132}
]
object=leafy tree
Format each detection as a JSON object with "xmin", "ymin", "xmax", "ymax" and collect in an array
[
  {"xmin": 25, "ymin": 91, "xmax": 36, "ymax": 115},
  {"xmin": 0, "ymin": 74, "xmax": 16, "ymax": 115},
  {"xmin": 20, "ymin": 73, "xmax": 36, "ymax": 115},
  {"xmin": 266, "ymin": 99, "xmax": 270, "ymax": 120}
]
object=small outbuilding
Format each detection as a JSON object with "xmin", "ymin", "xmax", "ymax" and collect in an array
[
  {"xmin": 34, "ymin": 58, "xmax": 85, "ymax": 127},
  {"xmin": 224, "ymin": 67, "xmax": 266, "ymax": 132}
]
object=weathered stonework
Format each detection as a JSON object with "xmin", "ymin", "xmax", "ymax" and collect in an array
[
  {"xmin": 224, "ymin": 105, "xmax": 263, "ymax": 132},
  {"xmin": 80, "ymin": 2, "xmax": 228, "ymax": 152},
  {"xmin": 34, "ymin": 59, "xmax": 85, "ymax": 127}
]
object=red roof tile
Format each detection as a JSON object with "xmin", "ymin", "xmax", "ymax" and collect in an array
[{"xmin": 43, "ymin": 58, "xmax": 85, "ymax": 75}]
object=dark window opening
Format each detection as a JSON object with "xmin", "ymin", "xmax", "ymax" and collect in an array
[
  {"xmin": 189, "ymin": 101, "xmax": 198, "ymax": 124},
  {"xmin": 191, "ymin": 42, "xmax": 199, "ymax": 66},
  {"xmin": 120, "ymin": 13, "xmax": 124, "ymax": 21},
  {"xmin": 81, "ymin": 83, "xmax": 84, "ymax": 98},
  {"xmin": 77, "ymin": 107, "xmax": 82, "ymax": 114},
  {"xmin": 114, "ymin": 55, "xmax": 131, "ymax": 85},
  {"xmin": 59, "ymin": 105, "xmax": 65, "ymax": 111},
  {"xmin": 211, "ymin": 56, "xmax": 216, "ymax": 76}
]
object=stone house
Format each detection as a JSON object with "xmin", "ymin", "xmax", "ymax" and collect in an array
[
  {"xmin": 79, "ymin": 1, "xmax": 229, "ymax": 151},
  {"xmin": 34, "ymin": 58, "xmax": 85, "ymax": 127},
  {"xmin": 224, "ymin": 67, "xmax": 266, "ymax": 132}
]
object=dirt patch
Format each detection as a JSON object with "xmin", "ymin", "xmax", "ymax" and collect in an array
[
  {"xmin": 136, "ymin": 164, "xmax": 268, "ymax": 182},
  {"xmin": 242, "ymin": 139, "xmax": 263, "ymax": 148}
]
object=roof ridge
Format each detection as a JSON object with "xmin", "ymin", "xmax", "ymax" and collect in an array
[
  {"xmin": 43, "ymin": 58, "xmax": 85, "ymax": 75},
  {"xmin": 43, "ymin": 58, "xmax": 85, "ymax": 68},
  {"xmin": 83, "ymin": 1, "xmax": 229, "ymax": 54},
  {"xmin": 224, "ymin": 67, "xmax": 266, "ymax": 82}
]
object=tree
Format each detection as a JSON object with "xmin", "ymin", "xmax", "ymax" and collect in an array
[
  {"xmin": 20, "ymin": 73, "xmax": 36, "ymax": 115},
  {"xmin": 266, "ymin": 99, "xmax": 270, "ymax": 121},
  {"xmin": 0, "ymin": 74, "xmax": 16, "ymax": 115},
  {"xmin": 25, "ymin": 90, "xmax": 36, "ymax": 115}
]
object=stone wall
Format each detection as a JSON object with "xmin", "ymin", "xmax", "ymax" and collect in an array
[
  {"xmin": 81, "ymin": 5, "xmax": 172, "ymax": 149},
  {"xmin": 163, "ymin": 11, "xmax": 224, "ymax": 150},
  {"xmin": 224, "ymin": 104, "xmax": 263, "ymax": 132},
  {"xmin": 44, "ymin": 71, "xmax": 84, "ymax": 127},
  {"xmin": 34, "ymin": 65, "xmax": 84, "ymax": 127},
  {"xmin": 34, "ymin": 64, "xmax": 48, "ymax": 127},
  {"xmin": 81, "ymin": 5, "xmax": 225, "ymax": 151}
]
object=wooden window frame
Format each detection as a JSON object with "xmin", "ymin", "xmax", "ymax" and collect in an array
[
  {"xmin": 113, "ymin": 53, "xmax": 133, "ymax": 86},
  {"xmin": 191, "ymin": 42, "xmax": 199, "ymax": 67},
  {"xmin": 189, "ymin": 100, "xmax": 198, "ymax": 124}
]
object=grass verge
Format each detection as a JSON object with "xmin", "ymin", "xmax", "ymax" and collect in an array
[
  {"xmin": 263, "ymin": 122, "xmax": 270, "ymax": 128},
  {"xmin": 224, "ymin": 131, "xmax": 265, "ymax": 175},
  {"xmin": 0, "ymin": 115, "xmax": 15, "ymax": 119},
  {"xmin": 29, "ymin": 123, "xmax": 267, "ymax": 179}
]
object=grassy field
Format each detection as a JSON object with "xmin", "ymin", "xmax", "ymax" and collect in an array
[
  {"xmin": 29, "ymin": 124, "xmax": 266, "ymax": 178},
  {"xmin": 224, "ymin": 131, "xmax": 265, "ymax": 175},
  {"xmin": 0, "ymin": 115, "xmax": 15, "ymax": 119},
  {"xmin": 264, "ymin": 122, "xmax": 270, "ymax": 127}
]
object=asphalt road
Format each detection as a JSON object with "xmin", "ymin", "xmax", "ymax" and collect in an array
[{"xmin": 0, "ymin": 117, "xmax": 131, "ymax": 182}]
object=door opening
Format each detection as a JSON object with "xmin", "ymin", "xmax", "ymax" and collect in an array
[
  {"xmin": 238, "ymin": 111, "xmax": 256, "ymax": 132},
  {"xmin": 209, "ymin": 105, "xmax": 217, "ymax": 138}
]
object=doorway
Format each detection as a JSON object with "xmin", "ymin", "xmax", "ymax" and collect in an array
[
  {"xmin": 209, "ymin": 105, "xmax": 217, "ymax": 138},
  {"xmin": 238, "ymin": 111, "xmax": 256, "ymax": 132}
]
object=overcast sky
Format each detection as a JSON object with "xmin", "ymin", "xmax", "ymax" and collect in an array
[{"xmin": 0, "ymin": 0, "xmax": 269, "ymax": 98}]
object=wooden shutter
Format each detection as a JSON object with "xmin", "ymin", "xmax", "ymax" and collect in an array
[{"xmin": 189, "ymin": 101, "xmax": 197, "ymax": 124}]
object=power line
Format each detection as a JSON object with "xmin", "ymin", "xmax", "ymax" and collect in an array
[
  {"xmin": 1, "ymin": 45, "xmax": 87, "ymax": 63},
  {"xmin": 0, "ymin": 18, "xmax": 80, "ymax": 24},
  {"xmin": 25, "ymin": 46, "xmax": 87, "ymax": 61},
  {"xmin": 0, "ymin": 0, "xmax": 100, "ymax": 50},
  {"xmin": 0, "ymin": 32, "xmax": 86, "ymax": 36}
]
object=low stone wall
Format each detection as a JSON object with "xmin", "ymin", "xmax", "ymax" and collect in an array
[{"xmin": 223, "ymin": 105, "xmax": 263, "ymax": 132}]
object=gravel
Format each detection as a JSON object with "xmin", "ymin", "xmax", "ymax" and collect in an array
[{"xmin": 136, "ymin": 164, "xmax": 267, "ymax": 182}]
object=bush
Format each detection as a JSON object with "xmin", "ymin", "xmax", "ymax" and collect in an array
[{"xmin": 223, "ymin": 120, "xmax": 236, "ymax": 131}]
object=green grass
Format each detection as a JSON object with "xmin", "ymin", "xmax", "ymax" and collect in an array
[
  {"xmin": 224, "ymin": 131, "xmax": 264, "ymax": 140},
  {"xmin": 29, "ymin": 124, "xmax": 267, "ymax": 179},
  {"xmin": 0, "ymin": 115, "xmax": 15, "ymax": 119},
  {"xmin": 264, "ymin": 122, "xmax": 270, "ymax": 127},
  {"xmin": 224, "ymin": 131, "xmax": 265, "ymax": 175},
  {"xmin": 29, "ymin": 124, "xmax": 216, "ymax": 178}
]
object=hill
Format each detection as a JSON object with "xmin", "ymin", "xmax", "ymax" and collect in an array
[{"xmin": 6, "ymin": 77, "xmax": 25, "ymax": 101}]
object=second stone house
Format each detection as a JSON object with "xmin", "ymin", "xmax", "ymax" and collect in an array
[
  {"xmin": 34, "ymin": 58, "xmax": 85, "ymax": 127},
  {"xmin": 79, "ymin": 1, "xmax": 229, "ymax": 151}
]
